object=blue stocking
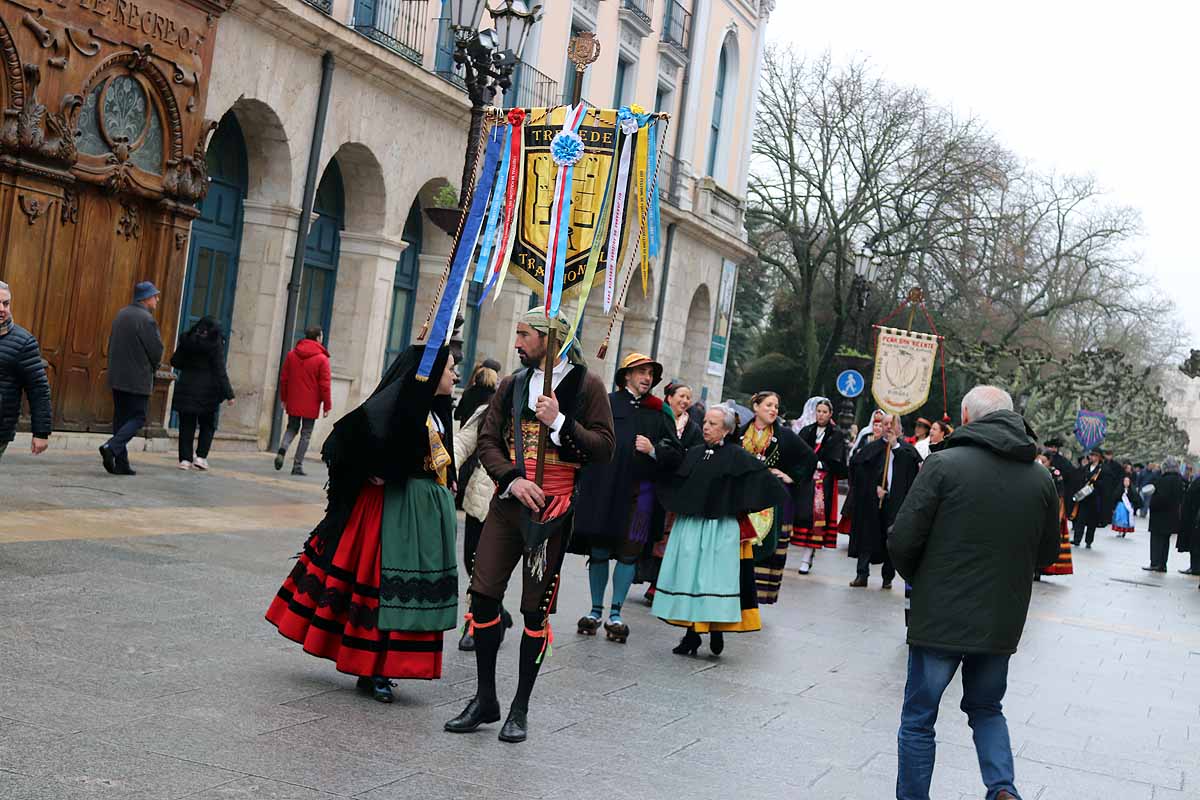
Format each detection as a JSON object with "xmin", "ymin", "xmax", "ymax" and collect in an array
[
  {"xmin": 610, "ymin": 561, "xmax": 636, "ymax": 624},
  {"xmin": 587, "ymin": 549, "xmax": 611, "ymax": 619}
]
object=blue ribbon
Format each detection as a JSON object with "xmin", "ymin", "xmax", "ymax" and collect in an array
[
  {"xmin": 647, "ymin": 122, "xmax": 660, "ymax": 258},
  {"xmin": 473, "ymin": 125, "xmax": 511, "ymax": 284},
  {"xmin": 417, "ymin": 127, "xmax": 505, "ymax": 379},
  {"xmin": 547, "ymin": 110, "xmax": 588, "ymax": 318}
]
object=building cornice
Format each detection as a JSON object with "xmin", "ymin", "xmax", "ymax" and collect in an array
[
  {"xmin": 231, "ymin": 0, "xmax": 473, "ymax": 127},
  {"xmin": 662, "ymin": 204, "xmax": 756, "ymax": 262}
]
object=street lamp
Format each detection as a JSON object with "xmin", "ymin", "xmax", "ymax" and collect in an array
[
  {"xmin": 852, "ymin": 245, "xmax": 881, "ymax": 311},
  {"xmin": 451, "ymin": 0, "xmax": 543, "ymax": 207}
]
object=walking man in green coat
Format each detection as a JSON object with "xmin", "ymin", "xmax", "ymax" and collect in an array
[{"xmin": 889, "ymin": 385, "xmax": 1061, "ymax": 800}]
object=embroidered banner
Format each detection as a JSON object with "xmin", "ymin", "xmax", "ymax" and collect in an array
[
  {"xmin": 871, "ymin": 326, "xmax": 939, "ymax": 415},
  {"xmin": 509, "ymin": 106, "xmax": 624, "ymax": 299},
  {"xmin": 1074, "ymin": 410, "xmax": 1107, "ymax": 451}
]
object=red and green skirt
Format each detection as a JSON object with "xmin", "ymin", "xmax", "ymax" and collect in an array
[
  {"xmin": 791, "ymin": 470, "xmax": 839, "ymax": 549},
  {"xmin": 265, "ymin": 484, "xmax": 445, "ymax": 679}
]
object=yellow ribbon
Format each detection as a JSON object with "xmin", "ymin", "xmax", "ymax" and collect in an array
[{"xmin": 634, "ymin": 118, "xmax": 650, "ymax": 297}]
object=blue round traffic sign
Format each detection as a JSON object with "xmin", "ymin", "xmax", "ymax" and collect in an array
[{"xmin": 836, "ymin": 369, "xmax": 864, "ymax": 398}]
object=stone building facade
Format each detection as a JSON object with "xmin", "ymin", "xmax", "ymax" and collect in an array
[{"xmin": 85, "ymin": 0, "xmax": 771, "ymax": 450}]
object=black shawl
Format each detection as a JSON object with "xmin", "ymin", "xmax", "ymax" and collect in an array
[
  {"xmin": 307, "ymin": 344, "xmax": 451, "ymax": 568},
  {"xmin": 794, "ymin": 422, "xmax": 848, "ymax": 530},
  {"xmin": 659, "ymin": 442, "xmax": 789, "ymax": 520}
]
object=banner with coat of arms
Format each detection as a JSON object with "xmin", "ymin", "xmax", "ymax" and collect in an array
[{"xmin": 871, "ymin": 326, "xmax": 939, "ymax": 416}]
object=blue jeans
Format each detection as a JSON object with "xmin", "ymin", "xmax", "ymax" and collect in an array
[{"xmin": 897, "ymin": 646, "xmax": 1019, "ymax": 800}]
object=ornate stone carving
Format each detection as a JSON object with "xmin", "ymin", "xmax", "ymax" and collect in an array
[
  {"xmin": 17, "ymin": 193, "xmax": 52, "ymax": 224},
  {"xmin": 21, "ymin": 10, "xmax": 102, "ymax": 70},
  {"xmin": 162, "ymin": 147, "xmax": 207, "ymax": 203},
  {"xmin": 0, "ymin": 64, "xmax": 80, "ymax": 167},
  {"xmin": 116, "ymin": 200, "xmax": 141, "ymax": 239},
  {"xmin": 174, "ymin": 230, "xmax": 187, "ymax": 250}
]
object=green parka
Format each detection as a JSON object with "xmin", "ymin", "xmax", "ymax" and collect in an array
[{"xmin": 889, "ymin": 410, "xmax": 1060, "ymax": 655}]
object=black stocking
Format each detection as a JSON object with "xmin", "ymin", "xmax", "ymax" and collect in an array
[
  {"xmin": 512, "ymin": 612, "xmax": 548, "ymax": 714},
  {"xmin": 469, "ymin": 593, "xmax": 502, "ymax": 707}
]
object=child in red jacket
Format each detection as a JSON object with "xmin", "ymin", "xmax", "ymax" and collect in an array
[{"xmin": 275, "ymin": 326, "xmax": 332, "ymax": 475}]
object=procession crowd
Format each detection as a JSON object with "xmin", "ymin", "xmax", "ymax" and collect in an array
[{"xmin": 3, "ymin": 279, "xmax": 1191, "ymax": 800}]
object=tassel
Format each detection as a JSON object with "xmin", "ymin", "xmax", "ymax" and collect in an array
[{"xmin": 597, "ymin": 338, "xmax": 609, "ymax": 360}]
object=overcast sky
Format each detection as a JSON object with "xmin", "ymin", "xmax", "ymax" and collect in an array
[{"xmin": 769, "ymin": 1, "xmax": 1199, "ymax": 349}]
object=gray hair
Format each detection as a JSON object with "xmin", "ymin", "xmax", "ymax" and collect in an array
[
  {"xmin": 1163, "ymin": 457, "xmax": 1180, "ymax": 472},
  {"xmin": 962, "ymin": 385, "xmax": 1014, "ymax": 421},
  {"xmin": 713, "ymin": 403, "xmax": 738, "ymax": 433},
  {"xmin": 0, "ymin": 280, "xmax": 9, "ymax": 293}
]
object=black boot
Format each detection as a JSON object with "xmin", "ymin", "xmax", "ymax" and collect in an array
[
  {"xmin": 445, "ymin": 697, "xmax": 501, "ymax": 733},
  {"xmin": 672, "ymin": 629, "xmax": 701, "ymax": 655},
  {"xmin": 709, "ymin": 631, "xmax": 725, "ymax": 656},
  {"xmin": 498, "ymin": 707, "xmax": 528, "ymax": 743},
  {"xmin": 445, "ymin": 607, "xmax": 502, "ymax": 734}
]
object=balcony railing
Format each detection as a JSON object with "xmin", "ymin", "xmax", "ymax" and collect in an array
[
  {"xmin": 302, "ymin": 0, "xmax": 333, "ymax": 14},
  {"xmin": 353, "ymin": 0, "xmax": 428, "ymax": 65},
  {"xmin": 504, "ymin": 61, "xmax": 561, "ymax": 110},
  {"xmin": 621, "ymin": 0, "xmax": 652, "ymax": 28},
  {"xmin": 657, "ymin": 151, "xmax": 685, "ymax": 208},
  {"xmin": 434, "ymin": 17, "xmax": 466, "ymax": 88},
  {"xmin": 661, "ymin": 0, "xmax": 691, "ymax": 51}
]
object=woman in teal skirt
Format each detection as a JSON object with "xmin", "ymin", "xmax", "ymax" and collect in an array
[
  {"xmin": 652, "ymin": 406, "xmax": 789, "ymax": 656},
  {"xmin": 267, "ymin": 345, "xmax": 460, "ymax": 703}
]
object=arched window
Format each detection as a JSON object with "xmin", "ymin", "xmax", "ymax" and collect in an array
[
  {"xmin": 706, "ymin": 44, "xmax": 729, "ymax": 178},
  {"xmin": 78, "ymin": 72, "xmax": 166, "ymax": 174},
  {"xmin": 385, "ymin": 201, "xmax": 423, "ymax": 368},
  {"xmin": 295, "ymin": 161, "xmax": 344, "ymax": 344}
]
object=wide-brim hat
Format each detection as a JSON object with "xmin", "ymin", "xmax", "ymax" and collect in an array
[
  {"xmin": 1044, "ymin": 437, "xmax": 1065, "ymax": 448},
  {"xmin": 615, "ymin": 352, "xmax": 663, "ymax": 389},
  {"xmin": 915, "ymin": 417, "xmax": 932, "ymax": 430}
]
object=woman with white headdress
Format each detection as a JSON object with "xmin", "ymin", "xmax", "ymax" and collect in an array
[{"xmin": 790, "ymin": 397, "xmax": 848, "ymax": 575}]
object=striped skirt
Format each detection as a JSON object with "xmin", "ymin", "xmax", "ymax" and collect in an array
[
  {"xmin": 753, "ymin": 495, "xmax": 794, "ymax": 605},
  {"xmin": 1043, "ymin": 516, "xmax": 1074, "ymax": 576}
]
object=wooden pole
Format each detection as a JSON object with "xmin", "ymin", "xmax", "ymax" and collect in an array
[{"xmin": 532, "ymin": 33, "xmax": 599, "ymax": 495}]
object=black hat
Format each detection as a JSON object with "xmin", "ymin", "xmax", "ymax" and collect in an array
[{"xmin": 1044, "ymin": 437, "xmax": 1065, "ymax": 448}]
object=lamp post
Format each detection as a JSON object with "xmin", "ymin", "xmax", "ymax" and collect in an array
[
  {"xmin": 838, "ymin": 245, "xmax": 882, "ymax": 430},
  {"xmin": 448, "ymin": 0, "xmax": 542, "ymax": 207}
]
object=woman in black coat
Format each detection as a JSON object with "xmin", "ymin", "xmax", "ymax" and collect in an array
[
  {"xmin": 737, "ymin": 391, "xmax": 817, "ymax": 605},
  {"xmin": 1145, "ymin": 458, "xmax": 1184, "ymax": 572},
  {"xmin": 171, "ymin": 317, "xmax": 234, "ymax": 470}
]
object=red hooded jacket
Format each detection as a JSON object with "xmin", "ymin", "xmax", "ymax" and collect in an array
[{"xmin": 279, "ymin": 338, "xmax": 331, "ymax": 419}]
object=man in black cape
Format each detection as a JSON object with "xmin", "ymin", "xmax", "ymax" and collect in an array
[
  {"xmin": 848, "ymin": 412, "xmax": 922, "ymax": 588},
  {"xmin": 572, "ymin": 352, "xmax": 683, "ymax": 642}
]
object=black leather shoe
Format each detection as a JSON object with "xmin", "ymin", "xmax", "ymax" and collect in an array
[
  {"xmin": 458, "ymin": 630, "xmax": 476, "ymax": 651},
  {"xmin": 672, "ymin": 629, "xmax": 701, "ymax": 656},
  {"xmin": 444, "ymin": 697, "xmax": 501, "ymax": 733},
  {"xmin": 709, "ymin": 631, "xmax": 725, "ymax": 656},
  {"xmin": 99, "ymin": 445, "xmax": 116, "ymax": 474},
  {"xmin": 370, "ymin": 677, "xmax": 395, "ymax": 703},
  {"xmin": 498, "ymin": 707, "xmax": 528, "ymax": 743},
  {"xmin": 114, "ymin": 462, "xmax": 137, "ymax": 476}
]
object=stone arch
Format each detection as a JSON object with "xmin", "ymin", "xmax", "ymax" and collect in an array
[
  {"xmin": 680, "ymin": 284, "xmax": 712, "ymax": 392},
  {"xmin": 329, "ymin": 141, "xmax": 386, "ymax": 234},
  {"xmin": 415, "ymin": 176, "xmax": 458, "ymax": 250},
  {"xmin": 225, "ymin": 97, "xmax": 292, "ymax": 205}
]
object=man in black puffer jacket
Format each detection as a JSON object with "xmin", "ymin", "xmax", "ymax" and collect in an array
[
  {"xmin": 0, "ymin": 281, "xmax": 52, "ymax": 460},
  {"xmin": 889, "ymin": 385, "xmax": 1060, "ymax": 800}
]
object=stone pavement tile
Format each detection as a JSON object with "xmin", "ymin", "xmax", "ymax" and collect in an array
[
  {"xmin": 1147, "ymin": 703, "xmax": 1200, "ymax": 724},
  {"xmin": 0, "ymin": 734, "xmax": 242, "ymax": 799},
  {"xmin": 357, "ymin": 772, "xmax": 531, "ymax": 800},
  {"xmin": 420, "ymin": 750, "xmax": 588, "ymax": 798},
  {"xmin": 807, "ymin": 765, "xmax": 960, "ymax": 800},
  {"xmin": 1018, "ymin": 741, "xmax": 1184, "ymax": 790},
  {"xmin": 0, "ymin": 677, "xmax": 148, "ymax": 734},
  {"xmin": 180, "ymin": 776, "xmax": 344, "ymax": 799},
  {"xmin": 76, "ymin": 713, "xmax": 261, "ymax": 763},
  {"xmin": 185, "ymin": 738, "xmax": 413, "ymax": 796},
  {"xmin": 0, "ymin": 770, "xmax": 61, "ymax": 800},
  {"xmin": 1085, "ymin": 732, "xmax": 1200, "ymax": 770},
  {"xmin": 1011, "ymin": 757, "xmax": 1155, "ymax": 799},
  {"xmin": 666, "ymin": 732, "xmax": 834, "ymax": 787}
]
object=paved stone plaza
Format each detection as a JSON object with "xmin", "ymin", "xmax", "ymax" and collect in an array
[{"xmin": 1, "ymin": 449, "xmax": 1198, "ymax": 799}]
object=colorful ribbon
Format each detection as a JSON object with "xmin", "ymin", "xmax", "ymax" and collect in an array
[
  {"xmin": 416, "ymin": 123, "xmax": 504, "ymax": 379},
  {"xmin": 472, "ymin": 124, "xmax": 512, "ymax": 284},
  {"xmin": 482, "ymin": 109, "xmax": 526, "ymax": 303},
  {"xmin": 605, "ymin": 109, "xmax": 638, "ymax": 313},
  {"xmin": 647, "ymin": 121, "xmax": 661, "ymax": 259},
  {"xmin": 543, "ymin": 103, "xmax": 588, "ymax": 318}
]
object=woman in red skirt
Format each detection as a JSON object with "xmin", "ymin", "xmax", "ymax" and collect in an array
[
  {"xmin": 791, "ymin": 397, "xmax": 848, "ymax": 575},
  {"xmin": 267, "ymin": 345, "xmax": 460, "ymax": 702},
  {"xmin": 1036, "ymin": 450, "xmax": 1073, "ymax": 578}
]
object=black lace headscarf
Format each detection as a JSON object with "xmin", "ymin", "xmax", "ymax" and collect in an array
[{"xmin": 306, "ymin": 344, "xmax": 452, "ymax": 568}]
